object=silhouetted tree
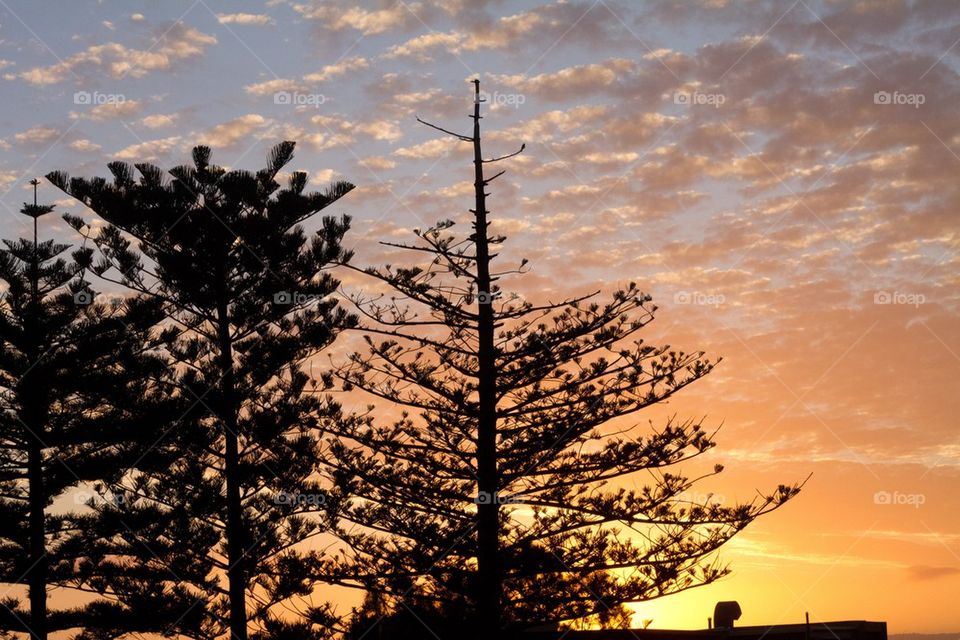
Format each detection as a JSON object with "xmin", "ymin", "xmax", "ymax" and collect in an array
[
  {"xmin": 328, "ymin": 81, "xmax": 803, "ymax": 639},
  {"xmin": 0, "ymin": 181, "xmax": 172, "ymax": 640},
  {"xmin": 47, "ymin": 142, "xmax": 357, "ymax": 640}
]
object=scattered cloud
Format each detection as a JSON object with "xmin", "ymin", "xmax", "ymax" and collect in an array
[
  {"xmin": 303, "ymin": 56, "xmax": 369, "ymax": 82},
  {"xmin": 14, "ymin": 126, "xmax": 62, "ymax": 146},
  {"xmin": 352, "ymin": 119, "xmax": 402, "ymax": 143},
  {"xmin": 15, "ymin": 23, "xmax": 216, "ymax": 85},
  {"xmin": 140, "ymin": 113, "xmax": 179, "ymax": 129},
  {"xmin": 68, "ymin": 139, "xmax": 102, "ymax": 153},
  {"xmin": 73, "ymin": 99, "xmax": 143, "ymax": 121},
  {"xmin": 216, "ymin": 13, "xmax": 275, "ymax": 26},
  {"xmin": 114, "ymin": 136, "xmax": 182, "ymax": 161},
  {"xmin": 358, "ymin": 156, "xmax": 397, "ymax": 171},
  {"xmin": 199, "ymin": 114, "xmax": 270, "ymax": 148},
  {"xmin": 907, "ymin": 565, "xmax": 960, "ymax": 581},
  {"xmin": 309, "ymin": 168, "xmax": 338, "ymax": 185},
  {"xmin": 393, "ymin": 138, "xmax": 457, "ymax": 159},
  {"xmin": 490, "ymin": 59, "xmax": 637, "ymax": 101},
  {"xmin": 245, "ymin": 78, "xmax": 303, "ymax": 97},
  {"xmin": 292, "ymin": 3, "xmax": 419, "ymax": 35}
]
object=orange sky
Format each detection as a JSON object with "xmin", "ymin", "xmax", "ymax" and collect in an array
[{"xmin": 0, "ymin": 0, "xmax": 958, "ymax": 633}]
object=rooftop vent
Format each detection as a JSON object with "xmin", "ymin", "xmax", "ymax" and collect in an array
[{"xmin": 714, "ymin": 601, "xmax": 742, "ymax": 629}]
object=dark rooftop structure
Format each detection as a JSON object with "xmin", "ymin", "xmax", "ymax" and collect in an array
[
  {"xmin": 517, "ymin": 602, "xmax": 887, "ymax": 640},
  {"xmin": 521, "ymin": 621, "xmax": 887, "ymax": 640}
]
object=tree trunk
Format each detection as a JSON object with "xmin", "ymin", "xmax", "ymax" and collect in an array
[
  {"xmin": 26, "ymin": 433, "xmax": 47, "ymax": 640},
  {"xmin": 471, "ymin": 78, "xmax": 501, "ymax": 639},
  {"xmin": 216, "ymin": 267, "xmax": 247, "ymax": 640},
  {"xmin": 25, "ymin": 239, "xmax": 47, "ymax": 640}
]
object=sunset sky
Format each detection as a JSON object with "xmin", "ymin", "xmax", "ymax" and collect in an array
[{"xmin": 0, "ymin": 0, "xmax": 958, "ymax": 634}]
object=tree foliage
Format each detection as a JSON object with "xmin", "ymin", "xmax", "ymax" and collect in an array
[
  {"xmin": 47, "ymin": 142, "xmax": 357, "ymax": 640},
  {"xmin": 0, "ymin": 193, "xmax": 171, "ymax": 640},
  {"xmin": 327, "ymin": 82, "xmax": 803, "ymax": 639}
]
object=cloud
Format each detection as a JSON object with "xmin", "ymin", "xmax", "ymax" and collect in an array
[
  {"xmin": 14, "ymin": 126, "xmax": 62, "ymax": 146},
  {"xmin": 245, "ymin": 78, "xmax": 303, "ymax": 97},
  {"xmin": 352, "ymin": 120, "xmax": 402, "ymax": 143},
  {"xmin": 130, "ymin": 13, "xmax": 145, "ymax": 22},
  {"xmin": 15, "ymin": 23, "xmax": 216, "ymax": 85},
  {"xmin": 383, "ymin": 1, "xmax": 626, "ymax": 60},
  {"xmin": 490, "ymin": 59, "xmax": 637, "ymax": 101},
  {"xmin": 358, "ymin": 156, "xmax": 397, "ymax": 171},
  {"xmin": 309, "ymin": 169, "xmax": 338, "ymax": 185},
  {"xmin": 582, "ymin": 151, "xmax": 640, "ymax": 165},
  {"xmin": 907, "ymin": 565, "xmax": 960, "ymax": 581},
  {"xmin": 114, "ymin": 136, "xmax": 182, "ymax": 161},
  {"xmin": 384, "ymin": 32, "xmax": 465, "ymax": 61},
  {"xmin": 73, "ymin": 99, "xmax": 143, "ymax": 121},
  {"xmin": 302, "ymin": 132, "xmax": 353, "ymax": 151},
  {"xmin": 309, "ymin": 114, "xmax": 402, "ymax": 143},
  {"xmin": 292, "ymin": 2, "xmax": 421, "ymax": 35},
  {"xmin": 303, "ymin": 56, "xmax": 369, "ymax": 82},
  {"xmin": 393, "ymin": 138, "xmax": 458, "ymax": 160},
  {"xmin": 394, "ymin": 89, "xmax": 442, "ymax": 105},
  {"xmin": 67, "ymin": 139, "xmax": 102, "ymax": 153},
  {"xmin": 140, "ymin": 113, "xmax": 179, "ymax": 129},
  {"xmin": 216, "ymin": 13, "xmax": 275, "ymax": 26},
  {"xmin": 0, "ymin": 171, "xmax": 19, "ymax": 189},
  {"xmin": 199, "ymin": 114, "xmax": 270, "ymax": 148}
]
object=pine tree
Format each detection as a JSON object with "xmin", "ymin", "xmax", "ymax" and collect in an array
[
  {"xmin": 327, "ymin": 81, "xmax": 804, "ymax": 639},
  {"xmin": 47, "ymin": 142, "xmax": 357, "ymax": 640},
  {"xmin": 0, "ymin": 180, "xmax": 171, "ymax": 640}
]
